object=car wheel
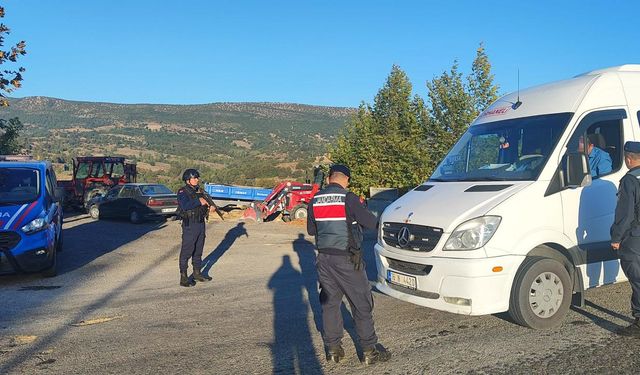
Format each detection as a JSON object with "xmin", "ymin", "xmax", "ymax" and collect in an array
[
  {"xmin": 42, "ymin": 247, "xmax": 57, "ymax": 278},
  {"xmin": 129, "ymin": 209, "xmax": 141, "ymax": 224},
  {"xmin": 89, "ymin": 205, "xmax": 100, "ymax": 220},
  {"xmin": 509, "ymin": 257, "xmax": 571, "ymax": 329}
]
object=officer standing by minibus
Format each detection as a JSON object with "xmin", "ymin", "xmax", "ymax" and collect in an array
[
  {"xmin": 611, "ymin": 141, "xmax": 640, "ymax": 336},
  {"xmin": 177, "ymin": 169, "xmax": 213, "ymax": 288},
  {"xmin": 306, "ymin": 164, "xmax": 390, "ymax": 365}
]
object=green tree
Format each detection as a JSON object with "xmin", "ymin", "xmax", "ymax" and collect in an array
[
  {"xmin": 468, "ymin": 43, "xmax": 499, "ymax": 113},
  {"xmin": 0, "ymin": 6, "xmax": 26, "ymax": 107},
  {"xmin": 0, "ymin": 5, "xmax": 26, "ymax": 154},
  {"xmin": 331, "ymin": 65, "xmax": 431, "ymax": 196},
  {"xmin": 426, "ymin": 43, "xmax": 500, "ymax": 169},
  {"xmin": 0, "ymin": 117, "xmax": 23, "ymax": 153}
]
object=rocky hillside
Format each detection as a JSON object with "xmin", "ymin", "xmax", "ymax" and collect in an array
[{"xmin": 1, "ymin": 97, "xmax": 354, "ymax": 188}]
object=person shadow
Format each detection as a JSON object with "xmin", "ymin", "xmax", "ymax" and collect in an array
[
  {"xmin": 200, "ymin": 222, "xmax": 248, "ymax": 278},
  {"xmin": 292, "ymin": 233, "xmax": 364, "ymax": 360},
  {"xmin": 268, "ymin": 255, "xmax": 323, "ymax": 375}
]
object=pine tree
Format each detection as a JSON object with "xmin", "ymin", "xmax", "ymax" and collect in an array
[
  {"xmin": 331, "ymin": 65, "xmax": 431, "ymax": 196},
  {"xmin": 426, "ymin": 43, "xmax": 500, "ymax": 169}
]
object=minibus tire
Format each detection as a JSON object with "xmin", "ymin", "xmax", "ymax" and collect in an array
[{"xmin": 509, "ymin": 257, "xmax": 571, "ymax": 329}]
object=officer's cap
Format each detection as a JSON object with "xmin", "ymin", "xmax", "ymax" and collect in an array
[
  {"xmin": 624, "ymin": 141, "xmax": 640, "ymax": 154},
  {"xmin": 329, "ymin": 164, "xmax": 351, "ymax": 179}
]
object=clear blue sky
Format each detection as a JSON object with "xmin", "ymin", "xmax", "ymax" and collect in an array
[{"xmin": 4, "ymin": 0, "xmax": 640, "ymax": 107}]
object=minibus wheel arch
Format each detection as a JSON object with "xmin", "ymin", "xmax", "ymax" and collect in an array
[{"xmin": 527, "ymin": 244, "xmax": 585, "ymax": 300}]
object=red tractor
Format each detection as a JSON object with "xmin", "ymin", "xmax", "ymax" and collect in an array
[
  {"xmin": 243, "ymin": 167, "xmax": 325, "ymax": 222},
  {"xmin": 58, "ymin": 156, "xmax": 137, "ymax": 210}
]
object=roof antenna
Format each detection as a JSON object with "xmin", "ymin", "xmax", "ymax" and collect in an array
[{"xmin": 513, "ymin": 68, "xmax": 522, "ymax": 110}]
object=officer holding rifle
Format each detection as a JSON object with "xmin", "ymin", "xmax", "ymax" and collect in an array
[{"xmin": 176, "ymin": 168, "xmax": 222, "ymax": 287}]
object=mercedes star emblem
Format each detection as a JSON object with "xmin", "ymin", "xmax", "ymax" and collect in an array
[{"xmin": 397, "ymin": 226, "xmax": 411, "ymax": 248}]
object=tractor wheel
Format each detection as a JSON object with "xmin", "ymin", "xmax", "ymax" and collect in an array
[{"xmin": 290, "ymin": 204, "xmax": 308, "ymax": 220}]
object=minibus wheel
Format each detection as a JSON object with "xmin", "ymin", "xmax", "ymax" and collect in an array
[{"xmin": 509, "ymin": 257, "xmax": 571, "ymax": 329}]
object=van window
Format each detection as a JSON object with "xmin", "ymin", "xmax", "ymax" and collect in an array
[
  {"xmin": 45, "ymin": 170, "xmax": 55, "ymax": 199},
  {"xmin": 431, "ymin": 113, "xmax": 572, "ymax": 182},
  {"xmin": 0, "ymin": 168, "xmax": 40, "ymax": 204},
  {"xmin": 564, "ymin": 111, "xmax": 625, "ymax": 178}
]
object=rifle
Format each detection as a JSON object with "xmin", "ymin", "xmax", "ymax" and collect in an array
[{"xmin": 197, "ymin": 191, "xmax": 225, "ymax": 221}]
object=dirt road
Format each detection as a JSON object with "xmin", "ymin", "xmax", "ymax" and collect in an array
[{"xmin": 1, "ymin": 215, "xmax": 639, "ymax": 374}]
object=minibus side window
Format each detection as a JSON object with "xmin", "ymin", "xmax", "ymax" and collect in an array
[{"xmin": 563, "ymin": 110, "xmax": 625, "ymax": 180}]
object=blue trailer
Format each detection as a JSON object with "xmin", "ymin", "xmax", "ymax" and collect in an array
[{"xmin": 204, "ymin": 183, "xmax": 272, "ymax": 208}]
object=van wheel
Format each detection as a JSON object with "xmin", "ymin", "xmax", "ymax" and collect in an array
[
  {"xmin": 42, "ymin": 248, "xmax": 57, "ymax": 278},
  {"xmin": 509, "ymin": 257, "xmax": 571, "ymax": 329}
]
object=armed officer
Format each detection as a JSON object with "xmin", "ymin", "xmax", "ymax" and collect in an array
[
  {"xmin": 611, "ymin": 141, "xmax": 640, "ymax": 336},
  {"xmin": 307, "ymin": 164, "xmax": 390, "ymax": 365},
  {"xmin": 177, "ymin": 169, "xmax": 213, "ymax": 288}
]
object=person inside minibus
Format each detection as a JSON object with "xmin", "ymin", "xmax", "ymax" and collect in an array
[{"xmin": 578, "ymin": 134, "xmax": 612, "ymax": 177}]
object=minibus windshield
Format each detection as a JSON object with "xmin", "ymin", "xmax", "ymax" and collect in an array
[{"xmin": 430, "ymin": 113, "xmax": 572, "ymax": 182}]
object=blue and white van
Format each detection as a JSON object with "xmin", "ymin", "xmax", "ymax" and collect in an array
[{"xmin": 0, "ymin": 159, "xmax": 63, "ymax": 277}]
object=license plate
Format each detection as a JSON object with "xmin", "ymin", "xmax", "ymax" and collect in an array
[
  {"xmin": 161, "ymin": 208, "xmax": 177, "ymax": 213},
  {"xmin": 387, "ymin": 270, "xmax": 417, "ymax": 290}
]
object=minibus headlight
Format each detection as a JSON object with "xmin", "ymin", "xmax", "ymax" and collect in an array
[
  {"xmin": 443, "ymin": 216, "xmax": 501, "ymax": 251},
  {"xmin": 21, "ymin": 217, "xmax": 48, "ymax": 234}
]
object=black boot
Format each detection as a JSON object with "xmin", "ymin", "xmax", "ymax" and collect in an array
[
  {"xmin": 362, "ymin": 344, "xmax": 391, "ymax": 365},
  {"xmin": 180, "ymin": 272, "xmax": 193, "ymax": 287},
  {"xmin": 326, "ymin": 345, "xmax": 345, "ymax": 363},
  {"xmin": 193, "ymin": 269, "xmax": 212, "ymax": 282},
  {"xmin": 617, "ymin": 318, "xmax": 640, "ymax": 337}
]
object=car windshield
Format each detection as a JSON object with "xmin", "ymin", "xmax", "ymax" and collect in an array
[
  {"xmin": 140, "ymin": 184, "xmax": 173, "ymax": 195},
  {"xmin": 430, "ymin": 113, "xmax": 573, "ymax": 182},
  {"xmin": 0, "ymin": 168, "xmax": 40, "ymax": 204}
]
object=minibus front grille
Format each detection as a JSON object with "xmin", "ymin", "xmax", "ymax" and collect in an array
[
  {"xmin": 0, "ymin": 231, "xmax": 21, "ymax": 251},
  {"xmin": 382, "ymin": 222, "xmax": 443, "ymax": 252},
  {"xmin": 387, "ymin": 257, "xmax": 433, "ymax": 276}
]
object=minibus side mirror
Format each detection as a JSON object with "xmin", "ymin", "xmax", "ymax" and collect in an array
[{"xmin": 566, "ymin": 152, "xmax": 592, "ymax": 188}]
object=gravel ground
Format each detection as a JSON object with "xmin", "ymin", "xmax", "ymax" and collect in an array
[{"xmin": 1, "ymin": 214, "xmax": 639, "ymax": 374}]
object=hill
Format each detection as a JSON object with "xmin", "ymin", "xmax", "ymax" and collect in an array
[{"xmin": 1, "ymin": 97, "xmax": 354, "ymax": 188}]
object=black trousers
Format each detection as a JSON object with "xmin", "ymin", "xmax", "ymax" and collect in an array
[
  {"xmin": 620, "ymin": 251, "xmax": 640, "ymax": 318},
  {"xmin": 316, "ymin": 252, "xmax": 378, "ymax": 349},
  {"xmin": 179, "ymin": 221, "xmax": 206, "ymax": 273}
]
